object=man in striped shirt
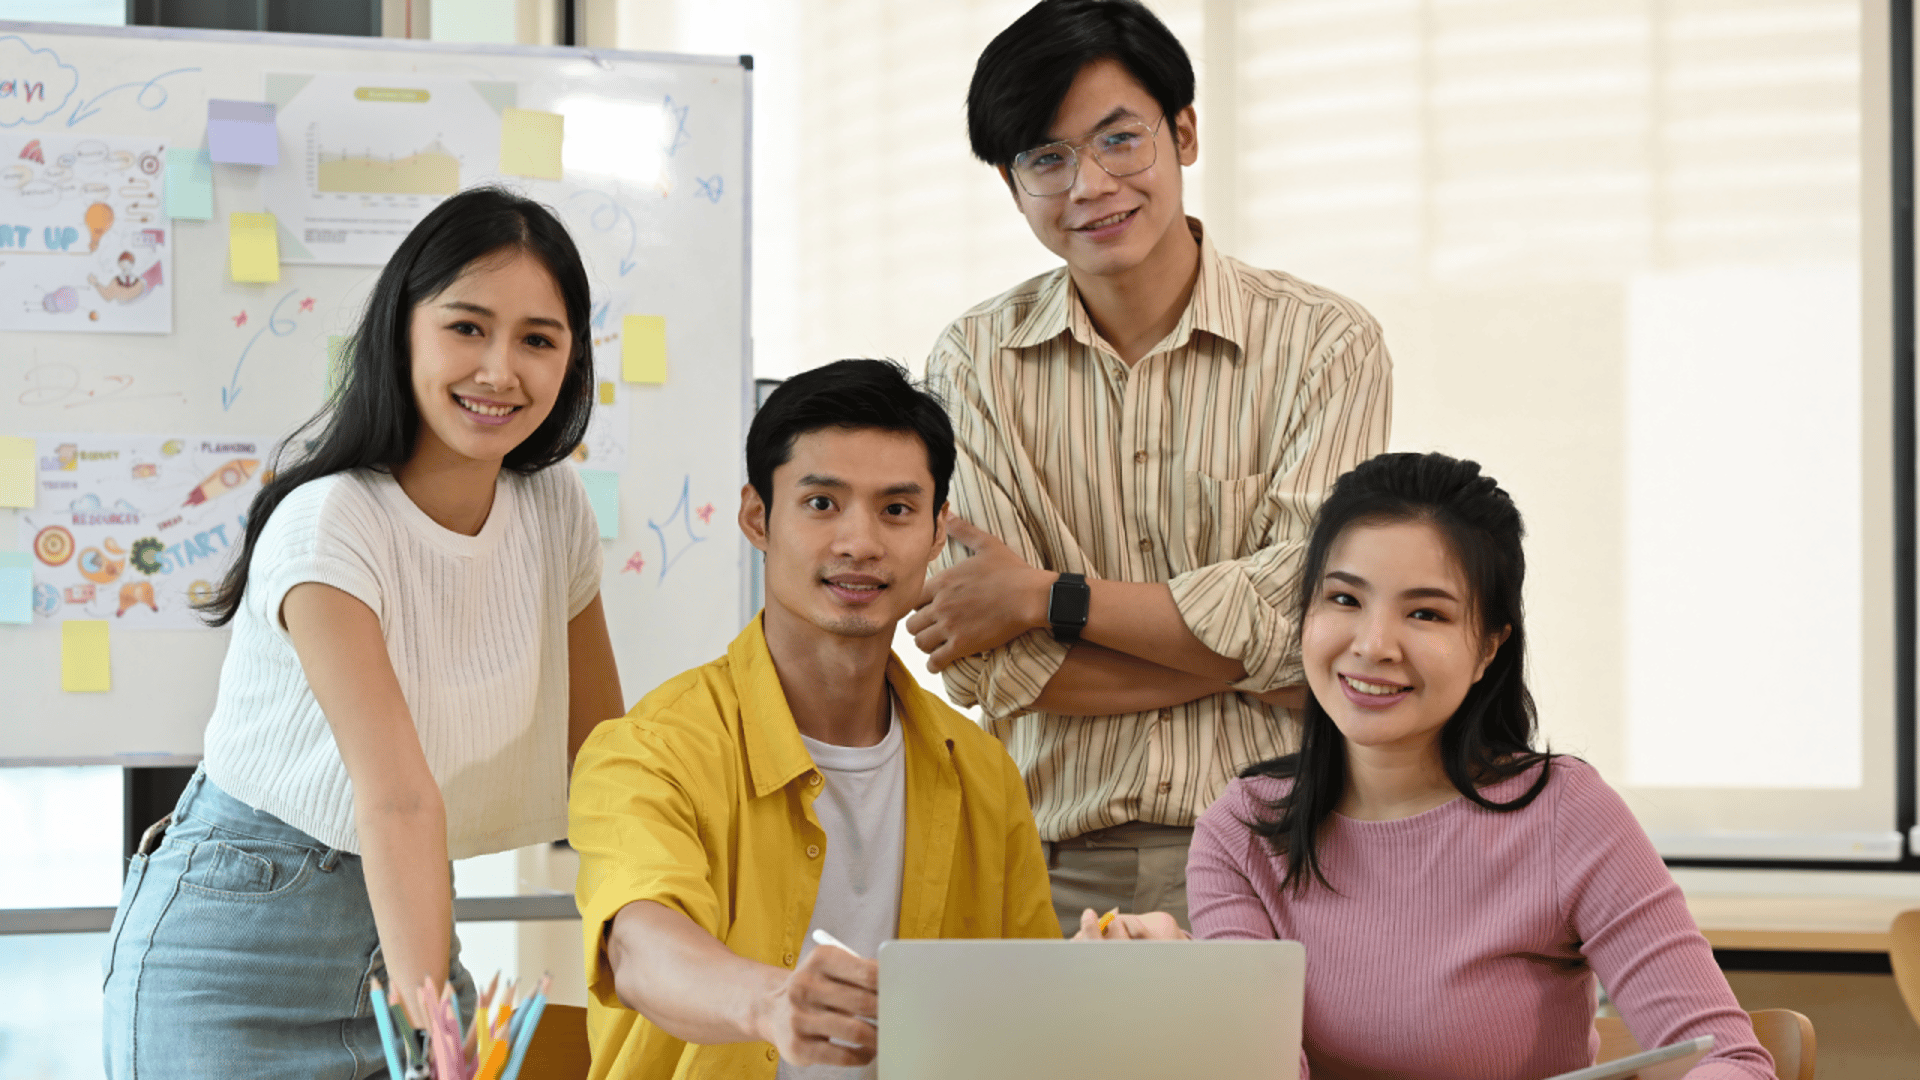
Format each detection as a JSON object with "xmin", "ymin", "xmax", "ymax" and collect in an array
[{"xmin": 906, "ymin": 0, "xmax": 1392, "ymax": 935}]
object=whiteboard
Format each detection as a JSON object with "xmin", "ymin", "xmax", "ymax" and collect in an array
[{"xmin": 0, "ymin": 22, "xmax": 752, "ymax": 763}]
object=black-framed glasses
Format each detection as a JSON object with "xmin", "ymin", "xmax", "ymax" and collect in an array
[{"xmin": 1009, "ymin": 115, "xmax": 1164, "ymax": 197}]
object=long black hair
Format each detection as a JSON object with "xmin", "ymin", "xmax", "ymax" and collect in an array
[
  {"xmin": 200, "ymin": 186, "xmax": 596, "ymax": 626},
  {"xmin": 1244, "ymin": 452, "xmax": 1553, "ymax": 894}
]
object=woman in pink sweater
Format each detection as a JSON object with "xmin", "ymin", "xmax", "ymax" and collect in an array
[{"xmin": 1103, "ymin": 452, "xmax": 1774, "ymax": 1080}]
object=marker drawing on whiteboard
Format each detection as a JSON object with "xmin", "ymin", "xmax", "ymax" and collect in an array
[
  {"xmin": 695, "ymin": 175, "xmax": 723, "ymax": 203},
  {"xmin": 0, "ymin": 36, "xmax": 80, "ymax": 127},
  {"xmin": 645, "ymin": 476, "xmax": 704, "ymax": 584},
  {"xmin": 64, "ymin": 66, "xmax": 200, "ymax": 128},
  {"xmin": 222, "ymin": 288, "xmax": 303, "ymax": 410},
  {"xmin": 662, "ymin": 95, "xmax": 690, "ymax": 157},
  {"xmin": 567, "ymin": 190, "xmax": 638, "ymax": 275}
]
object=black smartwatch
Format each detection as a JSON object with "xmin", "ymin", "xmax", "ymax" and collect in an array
[{"xmin": 1048, "ymin": 572, "xmax": 1091, "ymax": 642}]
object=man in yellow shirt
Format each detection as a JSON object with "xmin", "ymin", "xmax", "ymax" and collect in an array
[{"xmin": 570, "ymin": 359, "xmax": 1059, "ymax": 1080}]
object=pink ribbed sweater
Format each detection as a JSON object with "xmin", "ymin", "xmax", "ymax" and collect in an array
[{"xmin": 1188, "ymin": 758, "xmax": 1774, "ymax": 1080}]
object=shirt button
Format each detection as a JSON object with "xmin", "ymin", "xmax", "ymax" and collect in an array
[
  {"xmin": 783, "ymin": 952, "xmax": 796, "ymax": 966},
  {"xmin": 807, "ymin": 844, "xmax": 821, "ymax": 859},
  {"xmin": 809, "ymin": 773, "xmax": 822, "ymax": 786},
  {"xmin": 766, "ymin": 1048, "xmax": 778, "ymax": 1061},
  {"xmin": 1133, "ymin": 450, "xmax": 1148, "ymax": 464},
  {"xmin": 1158, "ymin": 781, "xmax": 1172, "ymax": 794},
  {"xmin": 1138, "ymin": 538, "xmax": 1153, "ymax": 553}
]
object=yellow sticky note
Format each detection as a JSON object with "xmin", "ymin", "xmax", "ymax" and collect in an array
[
  {"xmin": 501, "ymin": 108, "xmax": 564, "ymax": 180},
  {"xmin": 598, "ymin": 380, "xmax": 616, "ymax": 405},
  {"xmin": 62, "ymin": 620, "xmax": 111, "ymax": 693},
  {"xmin": 622, "ymin": 315, "xmax": 667, "ymax": 384},
  {"xmin": 0, "ymin": 435, "xmax": 33, "ymax": 508},
  {"xmin": 229, "ymin": 213, "xmax": 281, "ymax": 283}
]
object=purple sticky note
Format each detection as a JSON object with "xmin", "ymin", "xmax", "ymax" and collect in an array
[{"xmin": 207, "ymin": 100, "xmax": 279, "ymax": 166}]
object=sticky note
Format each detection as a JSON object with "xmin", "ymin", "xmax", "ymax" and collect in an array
[
  {"xmin": 597, "ymin": 380, "xmax": 615, "ymax": 405},
  {"xmin": 622, "ymin": 315, "xmax": 667, "ymax": 384},
  {"xmin": 165, "ymin": 148, "xmax": 214, "ymax": 220},
  {"xmin": 230, "ymin": 213, "xmax": 281, "ymax": 283},
  {"xmin": 500, "ymin": 108, "xmax": 564, "ymax": 180},
  {"xmin": 0, "ymin": 435, "xmax": 32, "ymax": 508},
  {"xmin": 207, "ymin": 100, "xmax": 280, "ymax": 166},
  {"xmin": 62, "ymin": 620, "xmax": 111, "ymax": 692},
  {"xmin": 578, "ymin": 468, "xmax": 619, "ymax": 539},
  {"xmin": 0, "ymin": 552, "xmax": 30, "ymax": 625}
]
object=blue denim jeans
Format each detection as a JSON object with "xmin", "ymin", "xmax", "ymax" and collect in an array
[{"xmin": 102, "ymin": 768, "xmax": 475, "ymax": 1079}]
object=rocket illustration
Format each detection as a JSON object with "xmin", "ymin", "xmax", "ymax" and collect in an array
[{"xmin": 184, "ymin": 458, "xmax": 259, "ymax": 507}]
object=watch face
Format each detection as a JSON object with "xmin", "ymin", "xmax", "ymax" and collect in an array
[{"xmin": 1051, "ymin": 578, "xmax": 1091, "ymax": 626}]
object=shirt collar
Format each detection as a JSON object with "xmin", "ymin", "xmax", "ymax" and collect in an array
[
  {"xmin": 730, "ymin": 614, "xmax": 960, "ymax": 800},
  {"xmin": 1003, "ymin": 216, "xmax": 1248, "ymax": 359}
]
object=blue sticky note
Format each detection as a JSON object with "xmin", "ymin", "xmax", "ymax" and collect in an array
[
  {"xmin": 207, "ymin": 100, "xmax": 279, "ymax": 166},
  {"xmin": 579, "ymin": 469, "xmax": 619, "ymax": 540},
  {"xmin": 165, "ymin": 148, "xmax": 214, "ymax": 220},
  {"xmin": 0, "ymin": 552, "xmax": 31, "ymax": 625}
]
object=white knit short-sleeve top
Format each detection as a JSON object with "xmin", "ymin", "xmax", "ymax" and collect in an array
[{"xmin": 201, "ymin": 464, "xmax": 602, "ymax": 859}]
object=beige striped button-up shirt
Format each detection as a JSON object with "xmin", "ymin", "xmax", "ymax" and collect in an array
[{"xmin": 926, "ymin": 220, "xmax": 1392, "ymax": 842}]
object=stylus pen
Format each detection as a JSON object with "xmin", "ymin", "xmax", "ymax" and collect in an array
[{"xmin": 810, "ymin": 929, "xmax": 879, "ymax": 1033}]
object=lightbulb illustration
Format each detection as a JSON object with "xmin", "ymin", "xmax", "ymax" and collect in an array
[{"xmin": 84, "ymin": 202, "xmax": 113, "ymax": 252}]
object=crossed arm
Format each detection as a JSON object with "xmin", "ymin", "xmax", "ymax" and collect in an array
[{"xmin": 905, "ymin": 519, "xmax": 1304, "ymax": 716}]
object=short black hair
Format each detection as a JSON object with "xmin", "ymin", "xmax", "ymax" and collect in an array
[
  {"xmin": 746, "ymin": 359, "xmax": 956, "ymax": 517},
  {"xmin": 967, "ymin": 0, "xmax": 1195, "ymax": 167}
]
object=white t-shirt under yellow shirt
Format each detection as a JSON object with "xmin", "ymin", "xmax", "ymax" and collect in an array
[{"xmin": 201, "ymin": 464, "xmax": 601, "ymax": 859}]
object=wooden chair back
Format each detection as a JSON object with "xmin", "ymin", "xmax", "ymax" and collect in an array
[
  {"xmin": 1593, "ymin": 1009, "xmax": 1813, "ymax": 1080},
  {"xmin": 1890, "ymin": 908, "xmax": 1920, "ymax": 1029},
  {"xmin": 514, "ymin": 1002, "xmax": 592, "ymax": 1080}
]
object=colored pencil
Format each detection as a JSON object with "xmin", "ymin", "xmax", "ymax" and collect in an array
[
  {"xmin": 369, "ymin": 977, "xmax": 406, "ymax": 1080},
  {"xmin": 499, "ymin": 976, "xmax": 551, "ymax": 1080},
  {"xmin": 473, "ymin": 1040, "xmax": 510, "ymax": 1080}
]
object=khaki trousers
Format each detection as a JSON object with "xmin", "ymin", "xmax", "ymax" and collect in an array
[{"xmin": 1041, "ymin": 821, "xmax": 1194, "ymax": 939}]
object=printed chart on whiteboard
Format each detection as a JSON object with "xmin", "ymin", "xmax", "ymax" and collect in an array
[
  {"xmin": 261, "ymin": 72, "xmax": 514, "ymax": 266},
  {"xmin": 18, "ymin": 434, "xmax": 266, "ymax": 630},
  {"xmin": 0, "ymin": 134, "xmax": 172, "ymax": 333}
]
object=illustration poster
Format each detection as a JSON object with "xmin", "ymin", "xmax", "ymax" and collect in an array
[
  {"xmin": 19, "ymin": 434, "xmax": 269, "ymax": 630},
  {"xmin": 0, "ymin": 135, "xmax": 172, "ymax": 333},
  {"xmin": 261, "ymin": 73, "xmax": 514, "ymax": 266}
]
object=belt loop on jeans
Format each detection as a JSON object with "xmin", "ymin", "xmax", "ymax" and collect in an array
[{"xmin": 318, "ymin": 847, "xmax": 342, "ymax": 873}]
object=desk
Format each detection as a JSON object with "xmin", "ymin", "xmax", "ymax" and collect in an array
[{"xmin": 1685, "ymin": 895, "xmax": 1911, "ymax": 973}]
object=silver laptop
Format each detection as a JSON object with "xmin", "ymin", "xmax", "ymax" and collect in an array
[{"xmin": 877, "ymin": 939, "xmax": 1304, "ymax": 1080}]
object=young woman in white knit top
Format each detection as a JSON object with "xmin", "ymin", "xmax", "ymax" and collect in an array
[{"xmin": 102, "ymin": 187, "xmax": 624, "ymax": 1078}]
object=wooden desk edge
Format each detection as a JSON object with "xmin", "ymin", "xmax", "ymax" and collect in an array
[{"xmin": 1700, "ymin": 928, "xmax": 1891, "ymax": 953}]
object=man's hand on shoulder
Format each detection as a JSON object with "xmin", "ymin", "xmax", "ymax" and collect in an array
[
  {"xmin": 750, "ymin": 944, "xmax": 880, "ymax": 1067},
  {"xmin": 907, "ymin": 516, "xmax": 1053, "ymax": 673}
]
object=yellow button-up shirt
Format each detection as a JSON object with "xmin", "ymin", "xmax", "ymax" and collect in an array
[{"xmin": 570, "ymin": 617, "xmax": 1059, "ymax": 1080}]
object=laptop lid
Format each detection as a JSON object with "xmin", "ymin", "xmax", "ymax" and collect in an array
[
  {"xmin": 877, "ymin": 939, "xmax": 1304, "ymax": 1080},
  {"xmin": 1542, "ymin": 1036, "xmax": 1714, "ymax": 1080}
]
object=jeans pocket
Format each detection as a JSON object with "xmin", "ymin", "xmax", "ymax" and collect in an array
[
  {"xmin": 101, "ymin": 854, "xmax": 150, "ymax": 988},
  {"xmin": 178, "ymin": 836, "xmax": 315, "ymax": 900}
]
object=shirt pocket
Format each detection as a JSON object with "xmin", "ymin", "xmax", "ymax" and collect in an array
[{"xmin": 1181, "ymin": 471, "xmax": 1275, "ymax": 567}]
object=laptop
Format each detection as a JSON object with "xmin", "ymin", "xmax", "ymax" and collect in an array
[
  {"xmin": 1545, "ymin": 1036, "xmax": 1714, "ymax": 1080},
  {"xmin": 877, "ymin": 939, "xmax": 1305, "ymax": 1080}
]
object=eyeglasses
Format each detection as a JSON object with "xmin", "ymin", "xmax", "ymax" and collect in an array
[{"xmin": 1009, "ymin": 115, "xmax": 1164, "ymax": 198}]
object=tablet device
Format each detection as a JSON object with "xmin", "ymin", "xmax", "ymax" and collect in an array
[
  {"xmin": 877, "ymin": 939, "xmax": 1304, "ymax": 1080},
  {"xmin": 1543, "ymin": 1035, "xmax": 1714, "ymax": 1080}
]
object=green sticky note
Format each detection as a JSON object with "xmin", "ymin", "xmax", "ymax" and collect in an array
[
  {"xmin": 622, "ymin": 315, "xmax": 667, "ymax": 384},
  {"xmin": 327, "ymin": 336, "xmax": 351, "ymax": 398},
  {"xmin": 62, "ymin": 620, "xmax": 111, "ymax": 692},
  {"xmin": 229, "ymin": 213, "xmax": 281, "ymax": 283},
  {"xmin": 0, "ymin": 436, "xmax": 32, "ymax": 508},
  {"xmin": 578, "ymin": 468, "xmax": 619, "ymax": 539},
  {"xmin": 500, "ymin": 108, "xmax": 564, "ymax": 180},
  {"xmin": 165, "ymin": 148, "xmax": 214, "ymax": 220},
  {"xmin": 0, "ymin": 551, "xmax": 31, "ymax": 625}
]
